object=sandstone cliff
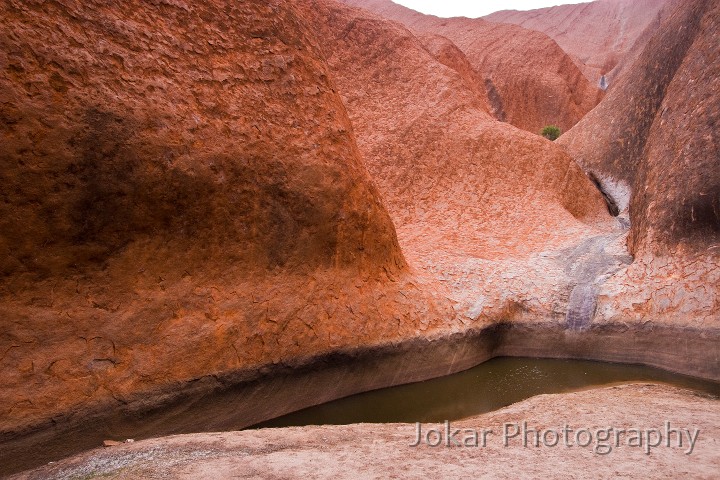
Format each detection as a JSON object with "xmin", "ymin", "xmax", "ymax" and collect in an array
[
  {"xmin": 0, "ymin": 0, "xmax": 456, "ymax": 440},
  {"xmin": 486, "ymin": 0, "xmax": 672, "ymax": 87},
  {"xmin": 0, "ymin": 0, "xmax": 612, "ymax": 445},
  {"xmin": 339, "ymin": 0, "xmax": 601, "ymax": 134},
  {"xmin": 559, "ymin": 0, "xmax": 720, "ymax": 326},
  {"xmin": 298, "ymin": 0, "xmax": 614, "ymax": 327},
  {"xmin": 1, "ymin": 0, "xmax": 718, "ymax": 475}
]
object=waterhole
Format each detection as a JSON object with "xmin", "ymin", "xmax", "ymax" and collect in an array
[
  {"xmin": 3, "ymin": 357, "xmax": 719, "ymax": 476},
  {"xmin": 253, "ymin": 357, "xmax": 720, "ymax": 428}
]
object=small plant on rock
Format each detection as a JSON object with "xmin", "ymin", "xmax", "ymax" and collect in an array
[{"xmin": 541, "ymin": 125, "xmax": 561, "ymax": 141}]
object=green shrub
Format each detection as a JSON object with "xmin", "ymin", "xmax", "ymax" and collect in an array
[{"xmin": 541, "ymin": 125, "xmax": 561, "ymax": 141}]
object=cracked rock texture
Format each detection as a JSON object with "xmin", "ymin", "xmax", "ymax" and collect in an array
[
  {"xmin": 0, "ymin": 0, "xmax": 718, "ymax": 475},
  {"xmin": 560, "ymin": 0, "xmax": 720, "ymax": 327},
  {"xmin": 0, "ymin": 0, "xmax": 459, "ymax": 439},
  {"xmin": 298, "ymin": 0, "xmax": 614, "ymax": 326}
]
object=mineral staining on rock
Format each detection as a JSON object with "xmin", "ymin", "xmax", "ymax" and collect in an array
[
  {"xmin": 0, "ymin": 0, "xmax": 452, "ymax": 439},
  {"xmin": 0, "ymin": 0, "xmax": 718, "ymax": 476},
  {"xmin": 560, "ymin": 0, "xmax": 720, "ymax": 327}
]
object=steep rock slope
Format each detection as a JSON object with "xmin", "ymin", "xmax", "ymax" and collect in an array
[
  {"xmin": 558, "ymin": 0, "xmax": 720, "ymax": 326},
  {"xmin": 0, "ymin": 0, "xmax": 456, "ymax": 439},
  {"xmin": 628, "ymin": 2, "xmax": 720, "ymax": 255},
  {"xmin": 413, "ymin": 33, "xmax": 492, "ymax": 114},
  {"xmin": 3, "ymin": 0, "xmax": 718, "ymax": 474},
  {"xmin": 340, "ymin": 0, "xmax": 601, "ymax": 134},
  {"xmin": 486, "ymin": 0, "xmax": 671, "ymax": 87},
  {"xmin": 298, "ymin": 0, "xmax": 614, "ymax": 325},
  {"xmin": 559, "ymin": 0, "xmax": 710, "ymax": 197}
]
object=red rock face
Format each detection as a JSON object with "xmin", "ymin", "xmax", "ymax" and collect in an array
[
  {"xmin": 414, "ymin": 33, "xmax": 493, "ymax": 115},
  {"xmin": 0, "ymin": 0, "xmax": 407, "ymax": 277},
  {"xmin": 0, "ymin": 0, "xmax": 718, "ymax": 469},
  {"xmin": 486, "ymin": 0, "xmax": 672, "ymax": 87},
  {"xmin": 0, "ymin": 0, "xmax": 458, "ymax": 436},
  {"xmin": 558, "ymin": 0, "xmax": 720, "ymax": 326},
  {"xmin": 629, "ymin": 0, "xmax": 720, "ymax": 254},
  {"xmin": 298, "ymin": 0, "xmax": 613, "ymax": 326},
  {"xmin": 0, "ymin": 0, "xmax": 613, "ymax": 440},
  {"xmin": 613, "ymin": 0, "xmax": 720, "ymax": 325},
  {"xmin": 559, "ymin": 0, "xmax": 710, "ymax": 193},
  {"xmin": 339, "ymin": 0, "xmax": 601, "ymax": 134}
]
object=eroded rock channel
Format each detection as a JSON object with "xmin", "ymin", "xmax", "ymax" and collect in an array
[
  {"xmin": 3, "ymin": 356, "xmax": 720, "ymax": 476},
  {"xmin": 1, "ymin": 0, "xmax": 718, "ymax": 477},
  {"xmin": 560, "ymin": 231, "xmax": 634, "ymax": 330}
]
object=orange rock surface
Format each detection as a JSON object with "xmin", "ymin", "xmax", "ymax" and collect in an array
[
  {"xmin": 486, "ymin": 0, "xmax": 672, "ymax": 87},
  {"xmin": 340, "ymin": 0, "xmax": 602, "ymax": 134},
  {"xmin": 0, "ymin": 0, "xmax": 612, "ymax": 440},
  {"xmin": 0, "ymin": 0, "xmax": 718, "ymax": 473},
  {"xmin": 0, "ymin": 0, "xmax": 457, "ymax": 437},
  {"xmin": 559, "ymin": 0, "xmax": 720, "ymax": 326},
  {"xmin": 298, "ymin": 0, "xmax": 613, "ymax": 324}
]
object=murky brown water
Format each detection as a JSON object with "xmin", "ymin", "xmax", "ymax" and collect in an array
[
  {"xmin": 3, "ymin": 357, "xmax": 719, "ymax": 476},
  {"xmin": 252, "ymin": 357, "xmax": 720, "ymax": 428}
]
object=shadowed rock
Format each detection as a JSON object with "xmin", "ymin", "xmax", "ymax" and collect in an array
[
  {"xmin": 560, "ymin": 0, "xmax": 720, "ymax": 327},
  {"xmin": 0, "ymin": 0, "xmax": 456, "ymax": 442},
  {"xmin": 0, "ymin": 0, "xmax": 718, "ymax": 475}
]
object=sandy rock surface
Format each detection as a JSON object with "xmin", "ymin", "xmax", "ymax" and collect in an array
[
  {"xmin": 0, "ymin": 0, "xmax": 718, "ymax": 475},
  {"xmin": 300, "ymin": 0, "xmax": 615, "ymax": 326},
  {"xmin": 559, "ymin": 0, "xmax": 720, "ymax": 327},
  {"xmin": 0, "ymin": 0, "xmax": 614, "ymax": 441},
  {"xmin": 11, "ymin": 384, "xmax": 719, "ymax": 480},
  {"xmin": 0, "ymin": 0, "xmax": 458, "ymax": 438}
]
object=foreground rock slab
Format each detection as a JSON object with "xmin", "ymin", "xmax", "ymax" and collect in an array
[{"xmin": 13, "ymin": 384, "xmax": 719, "ymax": 479}]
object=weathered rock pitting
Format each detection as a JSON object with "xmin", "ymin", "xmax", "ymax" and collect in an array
[
  {"xmin": 0, "ymin": 0, "xmax": 460, "ymax": 443},
  {"xmin": 0, "ymin": 0, "xmax": 718, "ymax": 476},
  {"xmin": 299, "ymin": 0, "xmax": 615, "ymax": 329},
  {"xmin": 560, "ymin": 0, "xmax": 720, "ymax": 328}
]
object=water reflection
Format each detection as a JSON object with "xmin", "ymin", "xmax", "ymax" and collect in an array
[{"xmin": 253, "ymin": 357, "xmax": 720, "ymax": 428}]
